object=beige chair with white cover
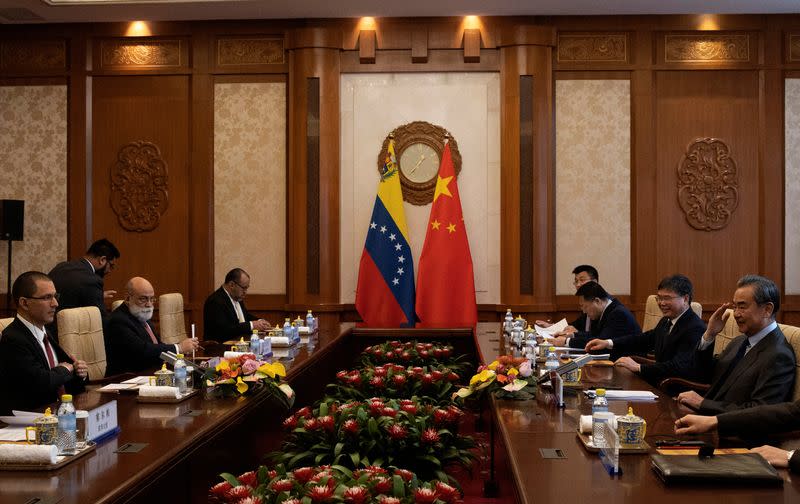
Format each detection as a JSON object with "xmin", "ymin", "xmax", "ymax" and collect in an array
[
  {"xmin": 57, "ymin": 306, "xmax": 106, "ymax": 381},
  {"xmin": 713, "ymin": 309, "xmax": 740, "ymax": 355},
  {"xmin": 641, "ymin": 294, "xmax": 704, "ymax": 333},
  {"xmin": 0, "ymin": 317, "xmax": 14, "ymax": 334},
  {"xmin": 159, "ymin": 293, "xmax": 187, "ymax": 345},
  {"xmin": 777, "ymin": 323, "xmax": 800, "ymax": 402}
]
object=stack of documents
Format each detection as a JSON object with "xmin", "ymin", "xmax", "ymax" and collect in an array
[{"xmin": 97, "ymin": 376, "xmax": 149, "ymax": 393}]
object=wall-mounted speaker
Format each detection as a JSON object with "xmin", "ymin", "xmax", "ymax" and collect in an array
[{"xmin": 0, "ymin": 200, "xmax": 24, "ymax": 241}]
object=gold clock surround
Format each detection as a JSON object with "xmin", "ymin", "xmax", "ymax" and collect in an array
[{"xmin": 377, "ymin": 121, "xmax": 462, "ymax": 205}]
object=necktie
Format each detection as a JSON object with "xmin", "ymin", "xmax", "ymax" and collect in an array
[
  {"xmin": 143, "ymin": 322, "xmax": 158, "ymax": 344},
  {"xmin": 43, "ymin": 335, "xmax": 67, "ymax": 396},
  {"xmin": 584, "ymin": 317, "xmax": 591, "ymax": 332}
]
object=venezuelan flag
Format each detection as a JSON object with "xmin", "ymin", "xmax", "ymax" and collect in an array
[{"xmin": 355, "ymin": 139, "xmax": 416, "ymax": 327}]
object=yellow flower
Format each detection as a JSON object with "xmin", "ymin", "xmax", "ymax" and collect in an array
[
  {"xmin": 508, "ymin": 368, "xmax": 519, "ymax": 377},
  {"xmin": 258, "ymin": 361, "xmax": 287, "ymax": 379},
  {"xmin": 236, "ymin": 376, "xmax": 248, "ymax": 394},
  {"xmin": 215, "ymin": 360, "xmax": 231, "ymax": 373},
  {"xmin": 469, "ymin": 369, "xmax": 495, "ymax": 386},
  {"xmin": 487, "ymin": 360, "xmax": 500, "ymax": 371}
]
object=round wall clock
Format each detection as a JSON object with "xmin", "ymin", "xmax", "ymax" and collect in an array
[{"xmin": 377, "ymin": 121, "xmax": 462, "ymax": 205}]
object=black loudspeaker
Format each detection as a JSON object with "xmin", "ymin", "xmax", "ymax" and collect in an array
[{"xmin": 0, "ymin": 200, "xmax": 24, "ymax": 241}]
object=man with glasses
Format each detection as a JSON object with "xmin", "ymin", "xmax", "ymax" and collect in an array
[
  {"xmin": 105, "ymin": 277, "xmax": 199, "ymax": 376},
  {"xmin": 585, "ymin": 274, "xmax": 706, "ymax": 385},
  {"xmin": 0, "ymin": 271, "xmax": 88, "ymax": 414},
  {"xmin": 49, "ymin": 238, "xmax": 121, "ymax": 328},
  {"xmin": 536, "ymin": 264, "xmax": 598, "ymax": 334},
  {"xmin": 675, "ymin": 275, "xmax": 795, "ymax": 414},
  {"xmin": 203, "ymin": 268, "xmax": 271, "ymax": 340}
]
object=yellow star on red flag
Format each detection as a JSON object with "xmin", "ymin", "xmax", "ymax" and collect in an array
[
  {"xmin": 447, "ymin": 222, "xmax": 456, "ymax": 233},
  {"xmin": 433, "ymin": 175, "xmax": 453, "ymax": 202},
  {"xmin": 431, "ymin": 219, "xmax": 441, "ymax": 230}
]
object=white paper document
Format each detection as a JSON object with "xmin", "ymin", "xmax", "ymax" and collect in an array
[
  {"xmin": 535, "ymin": 318, "xmax": 569, "ymax": 337},
  {"xmin": 121, "ymin": 376, "xmax": 151, "ymax": 384},
  {"xmin": 0, "ymin": 427, "xmax": 28, "ymax": 441},
  {"xmin": 97, "ymin": 383, "xmax": 140, "ymax": 392},
  {"xmin": 585, "ymin": 390, "xmax": 658, "ymax": 401}
]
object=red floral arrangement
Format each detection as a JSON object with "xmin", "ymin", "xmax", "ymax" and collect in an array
[
  {"xmin": 328, "ymin": 364, "xmax": 463, "ymax": 404},
  {"xmin": 360, "ymin": 341, "xmax": 471, "ymax": 377},
  {"xmin": 209, "ymin": 465, "xmax": 463, "ymax": 504}
]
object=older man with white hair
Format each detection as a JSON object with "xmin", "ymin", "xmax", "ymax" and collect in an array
[{"xmin": 105, "ymin": 277, "xmax": 198, "ymax": 376}]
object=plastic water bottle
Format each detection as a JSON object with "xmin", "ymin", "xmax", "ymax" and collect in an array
[
  {"xmin": 283, "ymin": 318, "xmax": 292, "ymax": 341},
  {"xmin": 544, "ymin": 346, "xmax": 559, "ymax": 374},
  {"xmin": 250, "ymin": 329, "xmax": 261, "ymax": 359},
  {"xmin": 306, "ymin": 310, "xmax": 315, "ymax": 332},
  {"xmin": 260, "ymin": 333, "xmax": 272, "ymax": 357},
  {"xmin": 174, "ymin": 353, "xmax": 187, "ymax": 393},
  {"xmin": 293, "ymin": 317, "xmax": 302, "ymax": 341},
  {"xmin": 57, "ymin": 394, "xmax": 77, "ymax": 455},
  {"xmin": 592, "ymin": 388, "xmax": 610, "ymax": 447}
]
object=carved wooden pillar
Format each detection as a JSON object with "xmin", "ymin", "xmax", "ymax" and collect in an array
[
  {"xmin": 498, "ymin": 25, "xmax": 556, "ymax": 310},
  {"xmin": 286, "ymin": 28, "xmax": 341, "ymax": 307}
]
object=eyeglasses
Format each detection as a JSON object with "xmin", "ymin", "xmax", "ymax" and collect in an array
[
  {"xmin": 656, "ymin": 295, "xmax": 681, "ymax": 303},
  {"xmin": 234, "ymin": 281, "xmax": 249, "ymax": 292},
  {"xmin": 134, "ymin": 296, "xmax": 157, "ymax": 305},
  {"xmin": 25, "ymin": 293, "xmax": 60, "ymax": 302}
]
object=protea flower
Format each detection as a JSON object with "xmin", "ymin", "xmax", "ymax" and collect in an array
[
  {"xmin": 433, "ymin": 409, "xmax": 450, "ymax": 424},
  {"xmin": 422, "ymin": 373, "xmax": 433, "ymax": 385},
  {"xmin": 237, "ymin": 498, "xmax": 263, "ymax": 504},
  {"xmin": 385, "ymin": 351, "xmax": 394, "ymax": 360},
  {"xmin": 364, "ymin": 466, "xmax": 388, "ymax": 475},
  {"xmin": 394, "ymin": 468, "xmax": 414, "ymax": 482},
  {"xmin": 419, "ymin": 350, "xmax": 430, "ymax": 358},
  {"xmin": 414, "ymin": 487, "xmax": 438, "ymax": 504},
  {"xmin": 318, "ymin": 415, "xmax": 335, "ymax": 432},
  {"xmin": 225, "ymin": 485, "xmax": 251, "ymax": 500},
  {"xmin": 400, "ymin": 403, "xmax": 417, "ymax": 414},
  {"xmin": 447, "ymin": 372, "xmax": 460, "ymax": 382},
  {"xmin": 435, "ymin": 482, "xmax": 460, "ymax": 503},
  {"xmin": 237, "ymin": 471, "xmax": 258, "ymax": 487},
  {"xmin": 442, "ymin": 347, "xmax": 452, "ymax": 357},
  {"xmin": 373, "ymin": 476, "xmax": 392, "ymax": 494},
  {"xmin": 336, "ymin": 370, "xmax": 347, "ymax": 381},
  {"xmin": 431, "ymin": 370, "xmax": 444, "ymax": 381},
  {"xmin": 283, "ymin": 415, "xmax": 298, "ymax": 429},
  {"xmin": 292, "ymin": 467, "xmax": 315, "ymax": 483},
  {"xmin": 393, "ymin": 364, "xmax": 405, "ymax": 373},
  {"xmin": 369, "ymin": 400, "xmax": 385, "ymax": 411},
  {"xmin": 343, "ymin": 485, "xmax": 369, "ymax": 504},
  {"xmin": 283, "ymin": 499, "xmax": 302, "ymax": 504},
  {"xmin": 387, "ymin": 423, "xmax": 407, "ymax": 439},
  {"xmin": 401, "ymin": 351, "xmax": 412, "ymax": 361},
  {"xmin": 296, "ymin": 406, "xmax": 312, "ymax": 418},
  {"xmin": 271, "ymin": 479, "xmax": 294, "ymax": 492},
  {"xmin": 380, "ymin": 498, "xmax": 400, "ymax": 504},
  {"xmin": 392, "ymin": 374, "xmax": 407, "ymax": 387},
  {"xmin": 424, "ymin": 343, "xmax": 433, "ymax": 349},
  {"xmin": 268, "ymin": 469, "xmax": 278, "ymax": 479},
  {"xmin": 304, "ymin": 418, "xmax": 321, "ymax": 431},
  {"xmin": 421, "ymin": 428, "xmax": 440, "ymax": 444},
  {"xmin": 342, "ymin": 418, "xmax": 359, "ymax": 434},
  {"xmin": 209, "ymin": 481, "xmax": 231, "ymax": 498},
  {"xmin": 381, "ymin": 407, "xmax": 397, "ymax": 418},
  {"xmin": 307, "ymin": 484, "xmax": 335, "ymax": 502},
  {"xmin": 370, "ymin": 376, "xmax": 385, "ymax": 388},
  {"xmin": 410, "ymin": 366, "xmax": 424, "ymax": 375},
  {"xmin": 373, "ymin": 367, "xmax": 388, "ymax": 377},
  {"xmin": 348, "ymin": 375, "xmax": 363, "ymax": 386}
]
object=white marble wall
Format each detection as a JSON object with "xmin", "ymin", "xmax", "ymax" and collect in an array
[
  {"xmin": 555, "ymin": 79, "xmax": 631, "ymax": 295},
  {"xmin": 213, "ymin": 82, "xmax": 286, "ymax": 294},
  {"xmin": 785, "ymin": 79, "xmax": 800, "ymax": 294},
  {"xmin": 340, "ymin": 73, "xmax": 501, "ymax": 305},
  {"xmin": 0, "ymin": 85, "xmax": 68, "ymax": 291}
]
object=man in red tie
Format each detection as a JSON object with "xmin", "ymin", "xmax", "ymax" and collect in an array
[
  {"xmin": 0, "ymin": 271, "xmax": 88, "ymax": 415},
  {"xmin": 105, "ymin": 277, "xmax": 198, "ymax": 376}
]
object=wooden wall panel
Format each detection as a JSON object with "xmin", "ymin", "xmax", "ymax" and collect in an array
[
  {"xmin": 654, "ymin": 70, "xmax": 760, "ymax": 304},
  {"xmin": 91, "ymin": 75, "xmax": 190, "ymax": 300}
]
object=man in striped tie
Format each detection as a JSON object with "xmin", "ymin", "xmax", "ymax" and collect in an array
[
  {"xmin": 105, "ymin": 277, "xmax": 198, "ymax": 376},
  {"xmin": 0, "ymin": 271, "xmax": 88, "ymax": 414}
]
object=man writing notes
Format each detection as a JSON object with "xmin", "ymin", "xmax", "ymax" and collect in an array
[
  {"xmin": 551, "ymin": 282, "xmax": 641, "ymax": 350},
  {"xmin": 0, "ymin": 271, "xmax": 88, "ymax": 415},
  {"xmin": 105, "ymin": 277, "xmax": 199, "ymax": 376},
  {"xmin": 675, "ymin": 275, "xmax": 795, "ymax": 415},
  {"xmin": 675, "ymin": 401, "xmax": 800, "ymax": 473},
  {"xmin": 536, "ymin": 264, "xmax": 598, "ymax": 334},
  {"xmin": 49, "ymin": 238, "xmax": 120, "ymax": 323},
  {"xmin": 203, "ymin": 268, "xmax": 271, "ymax": 340},
  {"xmin": 586, "ymin": 274, "xmax": 706, "ymax": 385}
]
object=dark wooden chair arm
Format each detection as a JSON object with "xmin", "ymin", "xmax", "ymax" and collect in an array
[{"xmin": 658, "ymin": 377, "xmax": 711, "ymax": 395}]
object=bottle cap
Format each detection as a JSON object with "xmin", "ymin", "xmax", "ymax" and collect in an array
[
  {"xmin": 307, "ymin": 310, "xmax": 312, "ymax": 314},
  {"xmin": 596, "ymin": 388, "xmax": 606, "ymax": 396},
  {"xmin": 549, "ymin": 346, "xmax": 556, "ymax": 351},
  {"xmin": 61, "ymin": 394, "xmax": 73, "ymax": 401},
  {"xmin": 176, "ymin": 353, "xmax": 184, "ymax": 358},
  {"xmin": 76, "ymin": 410, "xmax": 89, "ymax": 419}
]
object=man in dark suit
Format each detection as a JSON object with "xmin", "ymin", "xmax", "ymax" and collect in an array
[
  {"xmin": 0, "ymin": 271, "xmax": 88, "ymax": 415},
  {"xmin": 675, "ymin": 401, "xmax": 800, "ymax": 474},
  {"xmin": 586, "ymin": 274, "xmax": 706, "ymax": 384},
  {"xmin": 536, "ymin": 264, "xmax": 598, "ymax": 333},
  {"xmin": 105, "ymin": 277, "xmax": 199, "ymax": 376},
  {"xmin": 203, "ymin": 268, "xmax": 271, "ymax": 340},
  {"xmin": 48, "ymin": 238, "xmax": 121, "ymax": 327},
  {"xmin": 676, "ymin": 275, "xmax": 796, "ymax": 415},
  {"xmin": 551, "ymin": 281, "xmax": 641, "ymax": 349}
]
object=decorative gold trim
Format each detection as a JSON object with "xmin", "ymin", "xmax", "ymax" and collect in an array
[
  {"xmin": 789, "ymin": 34, "xmax": 800, "ymax": 62},
  {"xmin": 557, "ymin": 34, "xmax": 627, "ymax": 62},
  {"xmin": 665, "ymin": 34, "xmax": 749, "ymax": 62},
  {"xmin": 100, "ymin": 39, "xmax": 182, "ymax": 68},
  {"xmin": 0, "ymin": 39, "xmax": 67, "ymax": 72},
  {"xmin": 677, "ymin": 138, "xmax": 739, "ymax": 231},
  {"xmin": 110, "ymin": 141, "xmax": 170, "ymax": 232},
  {"xmin": 378, "ymin": 122, "xmax": 462, "ymax": 206},
  {"xmin": 216, "ymin": 37, "xmax": 284, "ymax": 66}
]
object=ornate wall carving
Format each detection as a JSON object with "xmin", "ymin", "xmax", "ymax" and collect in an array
[
  {"xmin": 557, "ymin": 34, "xmax": 627, "ymax": 62},
  {"xmin": 665, "ymin": 34, "xmax": 749, "ymax": 62},
  {"xmin": 677, "ymin": 138, "xmax": 739, "ymax": 231},
  {"xmin": 0, "ymin": 39, "xmax": 66, "ymax": 72},
  {"xmin": 216, "ymin": 37, "xmax": 284, "ymax": 66},
  {"xmin": 101, "ymin": 40, "xmax": 182, "ymax": 67},
  {"xmin": 110, "ymin": 141, "xmax": 169, "ymax": 232},
  {"xmin": 789, "ymin": 34, "xmax": 800, "ymax": 62}
]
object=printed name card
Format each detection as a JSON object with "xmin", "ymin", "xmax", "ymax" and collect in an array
[{"xmin": 87, "ymin": 399, "xmax": 119, "ymax": 442}]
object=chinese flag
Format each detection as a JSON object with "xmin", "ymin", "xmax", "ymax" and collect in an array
[{"xmin": 415, "ymin": 141, "xmax": 477, "ymax": 328}]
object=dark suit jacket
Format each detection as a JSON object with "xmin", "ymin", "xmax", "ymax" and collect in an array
[
  {"xmin": 611, "ymin": 309, "xmax": 706, "ymax": 384},
  {"xmin": 48, "ymin": 259, "xmax": 108, "ymax": 340},
  {"xmin": 568, "ymin": 298, "xmax": 641, "ymax": 349},
  {"xmin": 105, "ymin": 303, "xmax": 175, "ymax": 376},
  {"xmin": 203, "ymin": 286, "xmax": 257, "ymax": 340},
  {"xmin": 694, "ymin": 326, "xmax": 796, "ymax": 415},
  {"xmin": 570, "ymin": 313, "xmax": 590, "ymax": 333},
  {"xmin": 0, "ymin": 317, "xmax": 85, "ymax": 415}
]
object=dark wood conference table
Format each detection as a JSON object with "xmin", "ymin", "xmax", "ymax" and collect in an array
[{"xmin": 494, "ymin": 363, "xmax": 800, "ymax": 503}]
